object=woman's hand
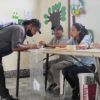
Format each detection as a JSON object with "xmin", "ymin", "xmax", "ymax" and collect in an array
[
  {"xmin": 29, "ymin": 44, "xmax": 39, "ymax": 49},
  {"xmin": 90, "ymin": 43, "xmax": 100, "ymax": 49},
  {"xmin": 55, "ymin": 45, "xmax": 66, "ymax": 48},
  {"xmin": 39, "ymin": 41, "xmax": 46, "ymax": 47},
  {"xmin": 76, "ymin": 43, "xmax": 89, "ymax": 49}
]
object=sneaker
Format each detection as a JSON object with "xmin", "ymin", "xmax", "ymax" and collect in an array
[
  {"xmin": 72, "ymin": 87, "xmax": 80, "ymax": 100},
  {"xmin": 47, "ymin": 83, "xmax": 57, "ymax": 91},
  {"xmin": 72, "ymin": 96, "xmax": 80, "ymax": 100},
  {"xmin": 43, "ymin": 71, "xmax": 46, "ymax": 76},
  {"xmin": 1, "ymin": 95, "xmax": 19, "ymax": 100},
  {"xmin": 72, "ymin": 93, "xmax": 80, "ymax": 100},
  {"xmin": 52, "ymin": 85, "xmax": 60, "ymax": 96}
]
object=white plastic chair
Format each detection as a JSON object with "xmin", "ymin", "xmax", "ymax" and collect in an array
[
  {"xmin": 60, "ymin": 70, "xmax": 70, "ymax": 96},
  {"xmin": 60, "ymin": 70, "xmax": 64, "ymax": 95},
  {"xmin": 78, "ymin": 73, "xmax": 95, "ymax": 100}
]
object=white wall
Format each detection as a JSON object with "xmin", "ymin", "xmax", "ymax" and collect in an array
[
  {"xmin": 0, "ymin": 0, "xmax": 39, "ymax": 20},
  {"xmin": 76, "ymin": 0, "xmax": 100, "ymax": 41},
  {"xmin": 3, "ymin": 52, "xmax": 30, "ymax": 71}
]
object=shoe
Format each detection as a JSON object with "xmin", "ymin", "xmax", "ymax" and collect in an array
[
  {"xmin": 52, "ymin": 85, "xmax": 60, "ymax": 96},
  {"xmin": 72, "ymin": 96, "xmax": 80, "ymax": 100},
  {"xmin": 72, "ymin": 87, "xmax": 80, "ymax": 100},
  {"xmin": 47, "ymin": 83, "xmax": 57, "ymax": 91},
  {"xmin": 43, "ymin": 71, "xmax": 46, "ymax": 76},
  {"xmin": 1, "ymin": 95, "xmax": 19, "ymax": 100},
  {"xmin": 72, "ymin": 94, "xmax": 80, "ymax": 100}
]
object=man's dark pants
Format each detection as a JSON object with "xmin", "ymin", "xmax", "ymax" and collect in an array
[
  {"xmin": 0, "ymin": 57, "xmax": 10, "ymax": 98},
  {"xmin": 62, "ymin": 64, "xmax": 95, "ymax": 99}
]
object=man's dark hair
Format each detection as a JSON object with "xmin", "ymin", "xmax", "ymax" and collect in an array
[
  {"xmin": 51, "ymin": 25, "xmax": 63, "ymax": 31},
  {"xmin": 23, "ymin": 19, "xmax": 41, "ymax": 33}
]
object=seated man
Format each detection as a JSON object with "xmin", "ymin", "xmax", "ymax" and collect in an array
[{"xmin": 39, "ymin": 25, "xmax": 72, "ymax": 92}]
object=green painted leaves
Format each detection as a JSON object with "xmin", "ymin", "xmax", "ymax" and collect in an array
[{"xmin": 44, "ymin": 2, "xmax": 66, "ymax": 25}]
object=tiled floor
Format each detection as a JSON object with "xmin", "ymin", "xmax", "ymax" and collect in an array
[{"xmin": 6, "ymin": 78, "xmax": 72, "ymax": 100}]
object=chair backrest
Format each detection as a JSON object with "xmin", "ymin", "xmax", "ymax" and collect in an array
[{"xmin": 88, "ymin": 29, "xmax": 94, "ymax": 42}]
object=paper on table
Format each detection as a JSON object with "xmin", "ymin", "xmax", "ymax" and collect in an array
[{"xmin": 55, "ymin": 45, "xmax": 76, "ymax": 51}]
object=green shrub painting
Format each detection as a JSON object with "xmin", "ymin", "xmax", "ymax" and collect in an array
[{"xmin": 44, "ymin": 2, "xmax": 66, "ymax": 28}]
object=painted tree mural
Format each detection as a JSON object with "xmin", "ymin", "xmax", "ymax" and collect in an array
[{"xmin": 44, "ymin": 2, "xmax": 66, "ymax": 28}]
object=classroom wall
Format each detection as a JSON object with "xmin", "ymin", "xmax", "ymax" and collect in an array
[
  {"xmin": 76, "ymin": 0, "xmax": 100, "ymax": 41},
  {"xmin": 0, "ymin": 0, "xmax": 40, "ymax": 20}
]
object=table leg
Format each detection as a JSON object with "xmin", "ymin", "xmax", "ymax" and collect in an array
[
  {"xmin": 45, "ymin": 53, "xmax": 49, "ymax": 91},
  {"xmin": 16, "ymin": 51, "xmax": 21, "ymax": 98}
]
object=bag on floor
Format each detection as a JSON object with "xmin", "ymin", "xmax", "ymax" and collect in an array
[{"xmin": 83, "ymin": 84, "xmax": 96, "ymax": 100}]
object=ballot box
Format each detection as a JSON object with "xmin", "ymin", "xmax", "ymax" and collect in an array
[{"xmin": 29, "ymin": 49, "xmax": 45, "ymax": 96}]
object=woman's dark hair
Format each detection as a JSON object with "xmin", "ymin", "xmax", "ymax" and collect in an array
[{"xmin": 73, "ymin": 23, "xmax": 88, "ymax": 43}]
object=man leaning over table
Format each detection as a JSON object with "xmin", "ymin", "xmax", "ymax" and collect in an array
[{"xmin": 0, "ymin": 19, "xmax": 41, "ymax": 100}]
